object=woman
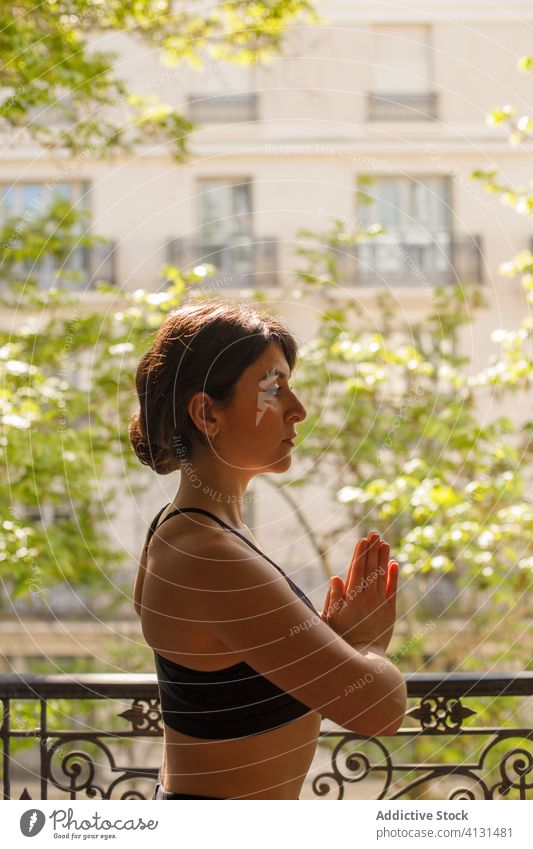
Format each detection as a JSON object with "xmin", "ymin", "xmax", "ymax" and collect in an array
[{"xmin": 130, "ymin": 300, "xmax": 407, "ymax": 800}]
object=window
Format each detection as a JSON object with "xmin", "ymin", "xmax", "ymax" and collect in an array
[
  {"xmin": 0, "ymin": 181, "xmax": 91, "ymax": 290},
  {"xmin": 187, "ymin": 62, "xmax": 257, "ymax": 123},
  {"xmin": 198, "ymin": 178, "xmax": 253, "ymax": 245},
  {"xmin": 356, "ymin": 176, "xmax": 454, "ymax": 285},
  {"xmin": 369, "ymin": 25, "xmax": 436, "ymax": 120},
  {"xmin": 359, "ymin": 176, "xmax": 451, "ymax": 235},
  {"xmin": 1, "ymin": 181, "xmax": 87, "ymax": 224},
  {"xmin": 0, "ymin": 181, "xmax": 116, "ymax": 290},
  {"xmin": 196, "ymin": 177, "xmax": 254, "ymax": 278},
  {"xmin": 166, "ymin": 177, "xmax": 279, "ymax": 287}
]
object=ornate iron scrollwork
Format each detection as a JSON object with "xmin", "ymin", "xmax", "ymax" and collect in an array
[
  {"xmin": 118, "ymin": 698, "xmax": 162, "ymax": 735},
  {"xmin": 45, "ymin": 735, "xmax": 159, "ymax": 799},
  {"xmin": 312, "ymin": 732, "xmax": 533, "ymax": 800},
  {"xmin": 407, "ymin": 696, "xmax": 476, "ymax": 732},
  {"xmin": 2, "ymin": 673, "xmax": 533, "ymax": 800}
]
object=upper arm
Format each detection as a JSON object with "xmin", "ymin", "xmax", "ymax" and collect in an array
[
  {"xmin": 141, "ymin": 533, "xmax": 406, "ymax": 736},
  {"xmin": 133, "ymin": 537, "xmax": 149, "ymax": 618}
]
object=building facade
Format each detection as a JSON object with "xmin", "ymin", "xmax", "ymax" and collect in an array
[{"xmin": 2, "ymin": 0, "xmax": 532, "ymax": 633}]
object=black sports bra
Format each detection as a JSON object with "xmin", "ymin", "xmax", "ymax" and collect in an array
[{"xmin": 143, "ymin": 504, "xmax": 321, "ymax": 740}]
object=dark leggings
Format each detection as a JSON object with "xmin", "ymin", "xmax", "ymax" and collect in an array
[{"xmin": 152, "ymin": 772, "xmax": 224, "ymax": 800}]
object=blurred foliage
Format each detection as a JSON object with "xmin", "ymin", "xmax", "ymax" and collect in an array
[
  {"xmin": 0, "ymin": 24, "xmax": 531, "ymax": 685},
  {"xmin": 289, "ymin": 221, "xmax": 532, "ymax": 671},
  {"xmin": 0, "ymin": 197, "xmax": 214, "ymax": 601},
  {"xmin": 0, "ymin": 0, "xmax": 317, "ymax": 158},
  {"xmin": 0, "ymin": 0, "xmax": 317, "ymax": 605},
  {"xmin": 1, "ymin": 15, "xmax": 532, "ymax": 805}
]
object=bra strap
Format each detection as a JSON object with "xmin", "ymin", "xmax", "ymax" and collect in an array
[
  {"xmin": 144, "ymin": 502, "xmax": 170, "ymax": 555},
  {"xmin": 162, "ymin": 508, "xmax": 289, "ymax": 577},
  {"xmin": 145, "ymin": 506, "xmax": 319, "ymax": 615},
  {"xmin": 146, "ymin": 506, "xmax": 286, "ymax": 576},
  {"xmin": 144, "ymin": 505, "xmax": 232, "ymax": 555}
]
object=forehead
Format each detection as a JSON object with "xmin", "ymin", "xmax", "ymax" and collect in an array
[{"xmin": 247, "ymin": 343, "xmax": 290, "ymax": 383}]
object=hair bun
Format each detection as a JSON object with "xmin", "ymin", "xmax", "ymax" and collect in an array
[{"xmin": 128, "ymin": 412, "xmax": 180, "ymax": 475}]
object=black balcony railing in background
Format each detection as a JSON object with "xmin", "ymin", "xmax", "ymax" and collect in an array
[
  {"xmin": 1, "ymin": 241, "xmax": 117, "ymax": 291},
  {"xmin": 331, "ymin": 234, "xmax": 483, "ymax": 287},
  {"xmin": 368, "ymin": 91, "xmax": 439, "ymax": 121},
  {"xmin": 187, "ymin": 93, "xmax": 258, "ymax": 123},
  {"xmin": 166, "ymin": 238, "xmax": 279, "ymax": 288},
  {"xmin": 2, "ymin": 672, "xmax": 532, "ymax": 800}
]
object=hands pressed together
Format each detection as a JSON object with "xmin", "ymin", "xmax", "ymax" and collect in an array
[{"xmin": 321, "ymin": 531, "xmax": 399, "ymax": 654}]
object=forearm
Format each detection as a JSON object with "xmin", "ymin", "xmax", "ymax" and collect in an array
[{"xmin": 350, "ymin": 643, "xmax": 408, "ymax": 735}]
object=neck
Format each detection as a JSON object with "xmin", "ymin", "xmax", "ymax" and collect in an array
[{"xmin": 173, "ymin": 451, "xmax": 256, "ymax": 527}]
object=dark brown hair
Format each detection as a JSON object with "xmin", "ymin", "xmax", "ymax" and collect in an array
[{"xmin": 129, "ymin": 300, "xmax": 298, "ymax": 474}]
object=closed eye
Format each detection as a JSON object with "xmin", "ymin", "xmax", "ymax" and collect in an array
[{"xmin": 263, "ymin": 380, "xmax": 293, "ymax": 396}]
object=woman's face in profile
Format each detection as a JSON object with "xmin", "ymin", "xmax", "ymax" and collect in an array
[{"xmin": 215, "ymin": 342, "xmax": 307, "ymax": 475}]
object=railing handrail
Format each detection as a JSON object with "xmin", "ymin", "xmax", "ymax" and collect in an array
[{"xmin": 1, "ymin": 671, "xmax": 532, "ymax": 700}]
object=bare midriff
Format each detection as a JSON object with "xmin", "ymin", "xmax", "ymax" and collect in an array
[{"xmin": 161, "ymin": 708, "xmax": 322, "ymax": 799}]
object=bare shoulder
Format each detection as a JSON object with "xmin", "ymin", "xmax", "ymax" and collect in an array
[
  {"xmin": 147, "ymin": 510, "xmax": 232, "ymax": 565},
  {"xmin": 146, "ymin": 513, "xmax": 273, "ymax": 593}
]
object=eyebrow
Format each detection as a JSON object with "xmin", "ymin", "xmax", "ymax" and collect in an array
[{"xmin": 260, "ymin": 368, "xmax": 288, "ymax": 381}]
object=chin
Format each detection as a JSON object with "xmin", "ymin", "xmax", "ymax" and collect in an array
[
  {"xmin": 272, "ymin": 452, "xmax": 293, "ymax": 471},
  {"xmin": 250, "ymin": 455, "xmax": 292, "ymax": 475}
]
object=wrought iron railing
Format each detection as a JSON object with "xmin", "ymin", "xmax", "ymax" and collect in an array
[
  {"xmin": 187, "ymin": 93, "xmax": 258, "ymax": 123},
  {"xmin": 331, "ymin": 234, "xmax": 483, "ymax": 287},
  {"xmin": 367, "ymin": 91, "xmax": 439, "ymax": 121},
  {"xmin": 2, "ymin": 240, "xmax": 118, "ymax": 291},
  {"xmin": 1, "ymin": 672, "xmax": 532, "ymax": 800},
  {"xmin": 165, "ymin": 238, "xmax": 279, "ymax": 288}
]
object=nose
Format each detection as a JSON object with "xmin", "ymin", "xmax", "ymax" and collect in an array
[{"xmin": 286, "ymin": 390, "xmax": 307, "ymax": 423}]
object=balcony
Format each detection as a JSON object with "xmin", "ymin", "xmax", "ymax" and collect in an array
[
  {"xmin": 2, "ymin": 672, "xmax": 532, "ymax": 800},
  {"xmin": 186, "ymin": 93, "xmax": 258, "ymax": 123},
  {"xmin": 165, "ymin": 238, "xmax": 279, "ymax": 288},
  {"xmin": 332, "ymin": 234, "xmax": 483, "ymax": 287},
  {"xmin": 367, "ymin": 91, "xmax": 438, "ymax": 121},
  {"xmin": 1, "ymin": 240, "xmax": 117, "ymax": 292}
]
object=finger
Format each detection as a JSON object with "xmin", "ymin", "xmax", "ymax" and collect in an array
[
  {"xmin": 321, "ymin": 582, "xmax": 332, "ymax": 620},
  {"xmin": 377, "ymin": 541, "xmax": 390, "ymax": 598},
  {"xmin": 328, "ymin": 576, "xmax": 345, "ymax": 618},
  {"xmin": 345, "ymin": 537, "xmax": 363, "ymax": 591},
  {"xmin": 386, "ymin": 561, "xmax": 399, "ymax": 613},
  {"xmin": 345, "ymin": 537, "xmax": 368, "ymax": 598},
  {"xmin": 365, "ymin": 531, "xmax": 380, "ymax": 585}
]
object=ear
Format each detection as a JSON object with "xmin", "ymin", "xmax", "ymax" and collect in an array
[{"xmin": 187, "ymin": 391, "xmax": 221, "ymax": 439}]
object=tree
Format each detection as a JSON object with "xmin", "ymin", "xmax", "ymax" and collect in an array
[
  {"xmin": 283, "ymin": 223, "xmax": 532, "ymax": 671},
  {"xmin": 0, "ymin": 1, "xmax": 316, "ymax": 157},
  {"xmin": 1, "ymin": 11, "xmax": 531, "ymax": 679},
  {"xmin": 0, "ymin": 0, "xmax": 317, "ymax": 605}
]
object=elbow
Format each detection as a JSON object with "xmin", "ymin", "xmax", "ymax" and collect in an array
[
  {"xmin": 370, "ymin": 673, "xmax": 408, "ymax": 736},
  {"xmin": 342, "ymin": 671, "xmax": 408, "ymax": 737},
  {"xmin": 375, "ymin": 707, "xmax": 405, "ymax": 736},
  {"xmin": 372, "ymin": 670, "xmax": 407, "ymax": 736}
]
